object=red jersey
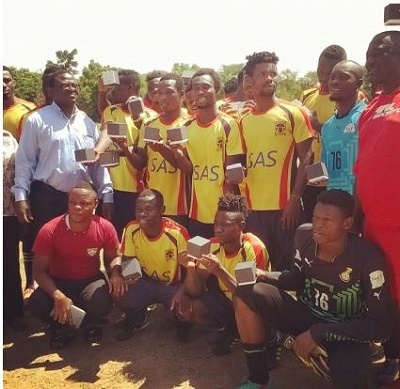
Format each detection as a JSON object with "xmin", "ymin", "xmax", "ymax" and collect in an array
[
  {"xmin": 354, "ymin": 87, "xmax": 400, "ymax": 226},
  {"xmin": 33, "ymin": 215, "xmax": 119, "ymax": 280}
]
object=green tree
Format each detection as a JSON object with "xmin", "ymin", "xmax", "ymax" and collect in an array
[
  {"xmin": 276, "ymin": 69, "xmax": 302, "ymax": 101},
  {"xmin": 46, "ymin": 49, "xmax": 79, "ymax": 74},
  {"xmin": 9, "ymin": 67, "xmax": 42, "ymax": 104},
  {"xmin": 219, "ymin": 63, "xmax": 244, "ymax": 86},
  {"xmin": 77, "ymin": 60, "xmax": 114, "ymax": 122},
  {"xmin": 171, "ymin": 63, "xmax": 200, "ymax": 75}
]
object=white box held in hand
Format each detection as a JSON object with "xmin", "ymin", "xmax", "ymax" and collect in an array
[
  {"xmin": 121, "ymin": 258, "xmax": 142, "ymax": 281},
  {"xmin": 226, "ymin": 163, "xmax": 245, "ymax": 183},
  {"xmin": 99, "ymin": 151, "xmax": 120, "ymax": 167},
  {"xmin": 102, "ymin": 71, "xmax": 119, "ymax": 86},
  {"xmin": 306, "ymin": 162, "xmax": 329, "ymax": 184},
  {"xmin": 107, "ymin": 122, "xmax": 128, "ymax": 138},
  {"xmin": 167, "ymin": 126, "xmax": 188, "ymax": 145},
  {"xmin": 235, "ymin": 261, "xmax": 257, "ymax": 286},
  {"xmin": 143, "ymin": 127, "xmax": 161, "ymax": 143},
  {"xmin": 74, "ymin": 148, "xmax": 96, "ymax": 163},
  {"xmin": 187, "ymin": 236, "xmax": 211, "ymax": 259},
  {"xmin": 127, "ymin": 97, "xmax": 144, "ymax": 117},
  {"xmin": 71, "ymin": 305, "xmax": 87, "ymax": 328}
]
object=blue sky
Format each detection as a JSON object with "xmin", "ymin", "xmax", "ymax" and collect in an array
[{"xmin": 3, "ymin": 0, "xmax": 398, "ymax": 76}]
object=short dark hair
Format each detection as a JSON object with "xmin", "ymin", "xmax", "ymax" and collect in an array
[
  {"xmin": 70, "ymin": 180, "xmax": 98, "ymax": 199},
  {"xmin": 319, "ymin": 45, "xmax": 347, "ymax": 61},
  {"xmin": 217, "ymin": 194, "xmax": 249, "ymax": 220},
  {"xmin": 160, "ymin": 73, "xmax": 184, "ymax": 93},
  {"xmin": 243, "ymin": 52, "xmax": 279, "ymax": 77},
  {"xmin": 192, "ymin": 68, "xmax": 221, "ymax": 92},
  {"xmin": 42, "ymin": 65, "xmax": 63, "ymax": 88},
  {"xmin": 3, "ymin": 66, "xmax": 12, "ymax": 75},
  {"xmin": 139, "ymin": 189, "xmax": 164, "ymax": 209},
  {"xmin": 48, "ymin": 69, "xmax": 73, "ymax": 87},
  {"xmin": 118, "ymin": 69, "xmax": 140, "ymax": 92},
  {"xmin": 370, "ymin": 31, "xmax": 400, "ymax": 54},
  {"xmin": 146, "ymin": 70, "xmax": 167, "ymax": 83},
  {"xmin": 224, "ymin": 77, "xmax": 238, "ymax": 95},
  {"xmin": 316, "ymin": 189, "xmax": 355, "ymax": 218}
]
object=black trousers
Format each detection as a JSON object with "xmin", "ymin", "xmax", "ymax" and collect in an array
[
  {"xmin": 246, "ymin": 210, "xmax": 303, "ymax": 271},
  {"xmin": 236, "ymin": 282, "xmax": 372, "ymax": 389},
  {"xmin": 112, "ymin": 190, "xmax": 138, "ymax": 240},
  {"xmin": 27, "ymin": 274, "xmax": 113, "ymax": 327},
  {"xmin": 3, "ymin": 216, "xmax": 24, "ymax": 321},
  {"xmin": 29, "ymin": 181, "xmax": 68, "ymax": 240}
]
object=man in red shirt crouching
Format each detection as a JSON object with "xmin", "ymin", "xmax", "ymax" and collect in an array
[{"xmin": 27, "ymin": 181, "xmax": 121, "ymax": 349}]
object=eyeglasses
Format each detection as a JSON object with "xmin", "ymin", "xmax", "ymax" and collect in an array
[{"xmin": 53, "ymin": 82, "xmax": 80, "ymax": 90}]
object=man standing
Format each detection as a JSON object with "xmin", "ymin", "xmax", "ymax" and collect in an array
[
  {"xmin": 173, "ymin": 68, "xmax": 244, "ymax": 238},
  {"xmin": 300, "ymin": 46, "xmax": 347, "ymax": 221},
  {"xmin": 135, "ymin": 73, "xmax": 190, "ymax": 227},
  {"xmin": 321, "ymin": 60, "xmax": 366, "ymax": 194},
  {"xmin": 27, "ymin": 181, "xmax": 120, "ymax": 349},
  {"xmin": 354, "ymin": 31, "xmax": 400, "ymax": 386},
  {"xmin": 13, "ymin": 69, "xmax": 114, "ymax": 242},
  {"xmin": 100, "ymin": 69, "xmax": 157, "ymax": 238},
  {"xmin": 241, "ymin": 52, "xmax": 314, "ymax": 271},
  {"xmin": 233, "ymin": 190, "xmax": 392, "ymax": 389}
]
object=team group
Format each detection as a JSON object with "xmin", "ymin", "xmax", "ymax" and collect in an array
[{"xmin": 3, "ymin": 30, "xmax": 400, "ymax": 389}]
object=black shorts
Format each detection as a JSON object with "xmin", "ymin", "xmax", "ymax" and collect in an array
[
  {"xmin": 246, "ymin": 210, "xmax": 302, "ymax": 271},
  {"xmin": 236, "ymin": 282, "xmax": 318, "ymax": 336}
]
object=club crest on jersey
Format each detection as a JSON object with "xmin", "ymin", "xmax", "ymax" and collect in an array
[
  {"xmin": 344, "ymin": 123, "xmax": 356, "ymax": 133},
  {"xmin": 165, "ymin": 249, "xmax": 175, "ymax": 261},
  {"xmin": 275, "ymin": 122, "xmax": 286, "ymax": 135},
  {"xmin": 216, "ymin": 137, "xmax": 224, "ymax": 151},
  {"xmin": 87, "ymin": 248, "xmax": 98, "ymax": 257},
  {"xmin": 372, "ymin": 103, "xmax": 400, "ymax": 119},
  {"xmin": 339, "ymin": 267, "xmax": 352, "ymax": 282}
]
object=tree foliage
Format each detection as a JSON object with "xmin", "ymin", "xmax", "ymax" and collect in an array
[
  {"xmin": 77, "ymin": 60, "xmax": 114, "ymax": 122},
  {"xmin": 10, "ymin": 55, "xmax": 321, "ymax": 120},
  {"xmin": 46, "ymin": 49, "xmax": 79, "ymax": 74},
  {"xmin": 9, "ymin": 67, "xmax": 42, "ymax": 104}
]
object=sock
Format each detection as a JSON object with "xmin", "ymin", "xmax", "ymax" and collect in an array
[{"xmin": 243, "ymin": 342, "xmax": 270, "ymax": 385}]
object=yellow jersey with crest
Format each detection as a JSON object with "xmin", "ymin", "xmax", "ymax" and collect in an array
[
  {"xmin": 138, "ymin": 112, "xmax": 190, "ymax": 216},
  {"xmin": 121, "ymin": 217, "xmax": 189, "ymax": 285},
  {"xmin": 241, "ymin": 102, "xmax": 313, "ymax": 210},
  {"xmin": 186, "ymin": 113, "xmax": 244, "ymax": 224},
  {"xmin": 210, "ymin": 232, "xmax": 270, "ymax": 300},
  {"xmin": 101, "ymin": 104, "xmax": 157, "ymax": 192}
]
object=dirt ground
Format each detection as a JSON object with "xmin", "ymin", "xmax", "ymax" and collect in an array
[
  {"xmin": 3, "ymin": 258, "xmax": 398, "ymax": 389},
  {"xmin": 4, "ymin": 304, "xmax": 335, "ymax": 389}
]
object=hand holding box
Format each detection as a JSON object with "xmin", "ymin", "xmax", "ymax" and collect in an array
[
  {"xmin": 127, "ymin": 97, "xmax": 144, "ymax": 117},
  {"xmin": 74, "ymin": 148, "xmax": 96, "ymax": 163},
  {"xmin": 107, "ymin": 122, "xmax": 128, "ymax": 138},
  {"xmin": 102, "ymin": 71, "xmax": 119, "ymax": 86},
  {"xmin": 70, "ymin": 305, "xmax": 87, "ymax": 328},
  {"xmin": 144, "ymin": 127, "xmax": 162, "ymax": 143},
  {"xmin": 187, "ymin": 236, "xmax": 211, "ymax": 259},
  {"xmin": 167, "ymin": 126, "xmax": 188, "ymax": 145},
  {"xmin": 306, "ymin": 162, "xmax": 328, "ymax": 185},
  {"xmin": 121, "ymin": 258, "xmax": 142, "ymax": 281},
  {"xmin": 99, "ymin": 151, "xmax": 120, "ymax": 167},
  {"xmin": 234, "ymin": 261, "xmax": 257, "ymax": 286},
  {"xmin": 226, "ymin": 163, "xmax": 245, "ymax": 183}
]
